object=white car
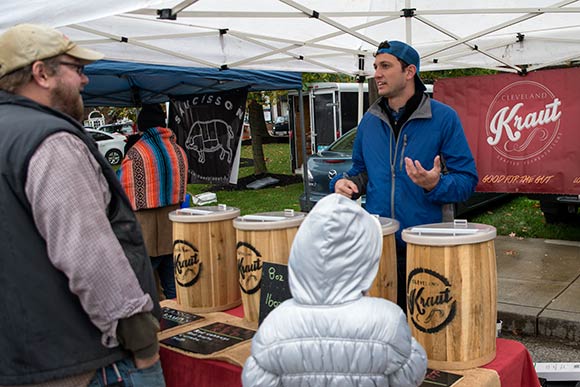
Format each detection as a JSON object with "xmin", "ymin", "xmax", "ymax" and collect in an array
[
  {"xmin": 85, "ymin": 129, "xmax": 126, "ymax": 165},
  {"xmin": 96, "ymin": 121, "xmax": 135, "ymax": 136}
]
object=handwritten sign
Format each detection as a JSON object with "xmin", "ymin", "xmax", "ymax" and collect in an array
[
  {"xmin": 160, "ymin": 307, "xmax": 204, "ymax": 331},
  {"xmin": 258, "ymin": 262, "xmax": 292, "ymax": 325},
  {"xmin": 161, "ymin": 322, "xmax": 255, "ymax": 355}
]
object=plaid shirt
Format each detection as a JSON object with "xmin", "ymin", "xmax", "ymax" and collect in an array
[{"xmin": 4, "ymin": 132, "xmax": 154, "ymax": 387}]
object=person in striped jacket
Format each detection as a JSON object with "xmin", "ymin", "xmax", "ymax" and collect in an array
[{"xmin": 119, "ymin": 103, "xmax": 189, "ymax": 299}]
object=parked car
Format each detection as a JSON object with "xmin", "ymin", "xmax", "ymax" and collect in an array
[
  {"xmin": 299, "ymin": 127, "xmax": 509, "ymax": 215},
  {"xmin": 271, "ymin": 115, "xmax": 289, "ymax": 136},
  {"xmin": 95, "ymin": 121, "xmax": 135, "ymax": 136},
  {"xmin": 85, "ymin": 129, "xmax": 126, "ymax": 165}
]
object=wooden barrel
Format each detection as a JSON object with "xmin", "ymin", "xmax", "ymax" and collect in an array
[
  {"xmin": 233, "ymin": 210, "xmax": 306, "ymax": 322},
  {"xmin": 169, "ymin": 205, "xmax": 241, "ymax": 313},
  {"xmin": 402, "ymin": 220, "xmax": 497, "ymax": 370},
  {"xmin": 368, "ymin": 217, "xmax": 399, "ymax": 303}
]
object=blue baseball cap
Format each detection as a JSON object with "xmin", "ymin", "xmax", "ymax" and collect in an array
[{"xmin": 376, "ymin": 40, "xmax": 421, "ymax": 75}]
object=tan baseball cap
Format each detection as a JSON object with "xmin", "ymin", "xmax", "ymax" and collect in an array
[{"xmin": 0, "ymin": 24, "xmax": 104, "ymax": 77}]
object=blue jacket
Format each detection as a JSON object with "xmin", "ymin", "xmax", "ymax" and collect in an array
[{"xmin": 331, "ymin": 94, "xmax": 478, "ymax": 248}]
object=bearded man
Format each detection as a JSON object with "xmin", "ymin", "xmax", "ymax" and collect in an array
[{"xmin": 0, "ymin": 24, "xmax": 165, "ymax": 386}]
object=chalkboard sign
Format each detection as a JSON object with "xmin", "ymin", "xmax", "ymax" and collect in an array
[
  {"xmin": 258, "ymin": 262, "xmax": 292, "ymax": 325},
  {"xmin": 420, "ymin": 369, "xmax": 463, "ymax": 386},
  {"xmin": 160, "ymin": 322, "xmax": 255, "ymax": 355},
  {"xmin": 160, "ymin": 307, "xmax": 204, "ymax": 331}
]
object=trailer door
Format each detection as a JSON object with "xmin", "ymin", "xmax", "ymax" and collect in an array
[{"xmin": 312, "ymin": 91, "xmax": 338, "ymax": 152}]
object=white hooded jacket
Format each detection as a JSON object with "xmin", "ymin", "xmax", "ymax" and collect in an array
[{"xmin": 242, "ymin": 194, "xmax": 427, "ymax": 387}]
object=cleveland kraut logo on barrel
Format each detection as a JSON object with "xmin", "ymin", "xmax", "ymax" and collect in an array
[
  {"xmin": 485, "ymin": 80, "xmax": 562, "ymax": 164},
  {"xmin": 407, "ymin": 268, "xmax": 457, "ymax": 333},
  {"xmin": 173, "ymin": 239, "xmax": 202, "ymax": 287},
  {"xmin": 236, "ymin": 241, "xmax": 262, "ymax": 295}
]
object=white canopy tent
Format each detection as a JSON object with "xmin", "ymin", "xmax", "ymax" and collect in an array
[
  {"xmin": 1, "ymin": 0, "xmax": 580, "ymax": 77},
  {"xmin": 2, "ymin": 1, "xmax": 578, "ymax": 204}
]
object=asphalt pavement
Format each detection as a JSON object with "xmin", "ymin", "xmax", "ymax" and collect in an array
[
  {"xmin": 495, "ymin": 235, "xmax": 580, "ymax": 385},
  {"xmin": 496, "ymin": 236, "xmax": 580, "ymax": 342}
]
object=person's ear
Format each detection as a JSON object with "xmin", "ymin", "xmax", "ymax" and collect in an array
[
  {"xmin": 31, "ymin": 61, "xmax": 52, "ymax": 88},
  {"xmin": 406, "ymin": 64, "xmax": 417, "ymax": 81}
]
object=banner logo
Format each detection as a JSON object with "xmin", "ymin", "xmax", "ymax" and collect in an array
[
  {"xmin": 485, "ymin": 81, "xmax": 562, "ymax": 163},
  {"xmin": 407, "ymin": 268, "xmax": 456, "ymax": 333},
  {"xmin": 185, "ymin": 119, "xmax": 234, "ymax": 164},
  {"xmin": 171, "ymin": 88, "xmax": 248, "ymax": 184},
  {"xmin": 237, "ymin": 241, "xmax": 262, "ymax": 295},
  {"xmin": 173, "ymin": 239, "xmax": 202, "ymax": 287}
]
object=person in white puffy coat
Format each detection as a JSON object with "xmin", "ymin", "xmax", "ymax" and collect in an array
[{"xmin": 241, "ymin": 193, "xmax": 427, "ymax": 387}]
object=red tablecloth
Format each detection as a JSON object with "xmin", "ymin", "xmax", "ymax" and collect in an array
[
  {"xmin": 482, "ymin": 338, "xmax": 541, "ymax": 387},
  {"xmin": 160, "ymin": 306, "xmax": 540, "ymax": 387}
]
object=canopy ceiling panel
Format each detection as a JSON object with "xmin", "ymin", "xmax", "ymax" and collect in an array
[{"xmin": 1, "ymin": 0, "xmax": 580, "ymax": 76}]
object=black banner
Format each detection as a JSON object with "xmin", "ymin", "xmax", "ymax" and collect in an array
[{"xmin": 170, "ymin": 88, "xmax": 248, "ymax": 184}]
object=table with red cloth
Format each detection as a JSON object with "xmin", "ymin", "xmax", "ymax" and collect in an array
[{"xmin": 159, "ymin": 305, "xmax": 540, "ymax": 387}]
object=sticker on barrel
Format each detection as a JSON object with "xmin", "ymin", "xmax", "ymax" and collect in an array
[
  {"xmin": 237, "ymin": 241, "xmax": 263, "ymax": 294},
  {"xmin": 407, "ymin": 268, "xmax": 457, "ymax": 333},
  {"xmin": 173, "ymin": 239, "xmax": 202, "ymax": 287}
]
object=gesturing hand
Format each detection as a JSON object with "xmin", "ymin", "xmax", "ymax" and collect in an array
[
  {"xmin": 334, "ymin": 178, "xmax": 359, "ymax": 199},
  {"xmin": 404, "ymin": 155, "xmax": 441, "ymax": 191}
]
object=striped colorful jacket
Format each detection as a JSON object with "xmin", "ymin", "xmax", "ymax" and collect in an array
[{"xmin": 118, "ymin": 126, "xmax": 188, "ymax": 211}]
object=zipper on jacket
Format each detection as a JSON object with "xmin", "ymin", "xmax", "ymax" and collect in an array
[
  {"xmin": 399, "ymin": 134, "xmax": 408, "ymax": 171},
  {"xmin": 373, "ymin": 93, "xmax": 428, "ymax": 219},
  {"xmin": 390, "ymin": 127, "xmax": 398, "ymax": 219}
]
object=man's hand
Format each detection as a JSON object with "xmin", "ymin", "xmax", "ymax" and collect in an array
[
  {"xmin": 404, "ymin": 155, "xmax": 442, "ymax": 191},
  {"xmin": 134, "ymin": 352, "xmax": 160, "ymax": 370},
  {"xmin": 334, "ymin": 178, "xmax": 359, "ymax": 199}
]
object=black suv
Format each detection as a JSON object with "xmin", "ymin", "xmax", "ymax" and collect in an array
[{"xmin": 272, "ymin": 116, "xmax": 289, "ymax": 136}]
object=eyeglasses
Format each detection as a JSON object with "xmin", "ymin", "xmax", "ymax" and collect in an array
[{"xmin": 59, "ymin": 61, "xmax": 85, "ymax": 75}]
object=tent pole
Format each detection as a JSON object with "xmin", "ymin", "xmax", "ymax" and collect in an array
[
  {"xmin": 405, "ymin": 0, "xmax": 413, "ymax": 43},
  {"xmin": 298, "ymin": 89, "xmax": 310, "ymax": 211},
  {"xmin": 357, "ymin": 55, "xmax": 365, "ymax": 122}
]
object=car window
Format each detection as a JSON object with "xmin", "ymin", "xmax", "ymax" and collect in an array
[
  {"xmin": 327, "ymin": 128, "xmax": 357, "ymax": 152},
  {"xmin": 89, "ymin": 131, "xmax": 112, "ymax": 142}
]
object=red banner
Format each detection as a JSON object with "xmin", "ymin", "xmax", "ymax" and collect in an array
[{"xmin": 434, "ymin": 68, "xmax": 580, "ymax": 194}]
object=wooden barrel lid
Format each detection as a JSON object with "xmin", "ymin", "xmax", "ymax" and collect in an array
[
  {"xmin": 169, "ymin": 204, "xmax": 240, "ymax": 223},
  {"xmin": 378, "ymin": 217, "xmax": 399, "ymax": 236},
  {"xmin": 233, "ymin": 209, "xmax": 306, "ymax": 231},
  {"xmin": 402, "ymin": 219, "xmax": 496, "ymax": 246}
]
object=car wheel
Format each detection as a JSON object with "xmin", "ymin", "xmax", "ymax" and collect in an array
[{"xmin": 105, "ymin": 149, "xmax": 122, "ymax": 165}]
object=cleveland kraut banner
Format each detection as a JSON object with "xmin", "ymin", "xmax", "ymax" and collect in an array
[
  {"xmin": 170, "ymin": 88, "xmax": 248, "ymax": 184},
  {"xmin": 435, "ymin": 68, "xmax": 580, "ymax": 195}
]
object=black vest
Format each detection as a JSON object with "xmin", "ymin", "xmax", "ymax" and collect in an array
[{"xmin": 0, "ymin": 91, "xmax": 160, "ymax": 385}]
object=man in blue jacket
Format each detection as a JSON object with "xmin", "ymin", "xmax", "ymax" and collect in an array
[{"xmin": 331, "ymin": 40, "xmax": 478, "ymax": 313}]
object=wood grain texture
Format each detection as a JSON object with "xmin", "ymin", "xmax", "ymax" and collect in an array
[
  {"xmin": 173, "ymin": 219, "xmax": 241, "ymax": 312},
  {"xmin": 406, "ymin": 240, "xmax": 497, "ymax": 370},
  {"xmin": 368, "ymin": 233, "xmax": 397, "ymax": 303},
  {"xmin": 236, "ymin": 226, "xmax": 299, "ymax": 322}
]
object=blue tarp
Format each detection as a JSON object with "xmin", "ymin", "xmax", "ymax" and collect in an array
[{"xmin": 83, "ymin": 60, "xmax": 302, "ymax": 107}]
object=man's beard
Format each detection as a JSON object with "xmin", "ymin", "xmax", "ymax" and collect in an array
[{"xmin": 50, "ymin": 79, "xmax": 84, "ymax": 122}]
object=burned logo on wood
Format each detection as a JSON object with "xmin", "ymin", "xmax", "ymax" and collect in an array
[
  {"xmin": 407, "ymin": 268, "xmax": 456, "ymax": 333},
  {"xmin": 173, "ymin": 239, "xmax": 202, "ymax": 287},
  {"xmin": 237, "ymin": 241, "xmax": 262, "ymax": 294}
]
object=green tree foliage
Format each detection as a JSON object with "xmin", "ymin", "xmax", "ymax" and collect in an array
[
  {"xmin": 302, "ymin": 72, "xmax": 356, "ymax": 88},
  {"xmin": 420, "ymin": 68, "xmax": 498, "ymax": 84}
]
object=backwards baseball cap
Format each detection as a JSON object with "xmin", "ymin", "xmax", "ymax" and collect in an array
[
  {"xmin": 376, "ymin": 40, "xmax": 421, "ymax": 74},
  {"xmin": 0, "ymin": 24, "xmax": 104, "ymax": 78}
]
